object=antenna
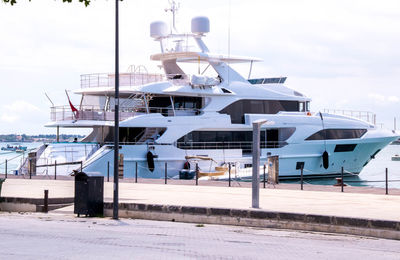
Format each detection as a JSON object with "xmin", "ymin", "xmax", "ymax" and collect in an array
[{"xmin": 165, "ymin": 0, "xmax": 180, "ymax": 33}]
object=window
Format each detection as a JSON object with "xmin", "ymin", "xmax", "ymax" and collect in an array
[
  {"xmin": 177, "ymin": 128, "xmax": 295, "ymax": 151},
  {"xmin": 334, "ymin": 144, "xmax": 357, "ymax": 152},
  {"xmin": 306, "ymin": 129, "xmax": 367, "ymax": 140},
  {"xmin": 220, "ymin": 99, "xmax": 300, "ymax": 124}
]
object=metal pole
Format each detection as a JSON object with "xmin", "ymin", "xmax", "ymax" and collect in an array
[
  {"xmin": 113, "ymin": 0, "xmax": 120, "ymax": 220},
  {"xmin": 5, "ymin": 159, "xmax": 7, "ymax": 179},
  {"xmin": 29, "ymin": 158, "xmax": 32, "ymax": 179},
  {"xmin": 80, "ymin": 161, "xmax": 83, "ymax": 172},
  {"xmin": 385, "ymin": 168, "xmax": 388, "ymax": 195},
  {"xmin": 54, "ymin": 160, "xmax": 57, "ymax": 180},
  {"xmin": 228, "ymin": 163, "xmax": 231, "ymax": 187},
  {"xmin": 252, "ymin": 120, "xmax": 265, "ymax": 208},
  {"xmin": 135, "ymin": 162, "xmax": 138, "ymax": 183},
  {"xmin": 263, "ymin": 163, "xmax": 266, "ymax": 189},
  {"xmin": 195, "ymin": 163, "xmax": 199, "ymax": 186},
  {"xmin": 107, "ymin": 161, "xmax": 110, "ymax": 182},
  {"xmin": 341, "ymin": 167, "xmax": 344, "ymax": 192},
  {"xmin": 43, "ymin": 190, "xmax": 49, "ymax": 213},
  {"xmin": 165, "ymin": 162, "xmax": 167, "ymax": 184},
  {"xmin": 300, "ymin": 165, "xmax": 304, "ymax": 190}
]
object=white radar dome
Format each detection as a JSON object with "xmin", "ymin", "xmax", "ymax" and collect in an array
[
  {"xmin": 191, "ymin": 16, "xmax": 210, "ymax": 35},
  {"xmin": 150, "ymin": 21, "xmax": 168, "ymax": 38}
]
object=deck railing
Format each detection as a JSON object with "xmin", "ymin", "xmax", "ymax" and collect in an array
[
  {"xmin": 323, "ymin": 109, "xmax": 376, "ymax": 125},
  {"xmin": 80, "ymin": 72, "xmax": 165, "ymax": 88},
  {"xmin": 50, "ymin": 105, "xmax": 200, "ymax": 122}
]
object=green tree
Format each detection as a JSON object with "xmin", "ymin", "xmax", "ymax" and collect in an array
[{"xmin": 2, "ymin": 0, "xmax": 91, "ymax": 7}]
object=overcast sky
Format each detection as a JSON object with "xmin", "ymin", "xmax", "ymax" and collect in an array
[{"xmin": 0, "ymin": 0, "xmax": 399, "ymax": 135}]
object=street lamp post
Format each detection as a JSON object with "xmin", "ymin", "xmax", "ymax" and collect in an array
[
  {"xmin": 252, "ymin": 119, "xmax": 267, "ymax": 208},
  {"xmin": 113, "ymin": 0, "xmax": 120, "ymax": 220}
]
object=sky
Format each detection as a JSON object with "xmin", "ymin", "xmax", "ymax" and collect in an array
[{"xmin": 0, "ymin": 0, "xmax": 399, "ymax": 135}]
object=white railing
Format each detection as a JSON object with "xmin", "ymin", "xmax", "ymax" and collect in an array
[
  {"xmin": 80, "ymin": 72, "xmax": 165, "ymax": 88},
  {"xmin": 323, "ymin": 109, "xmax": 376, "ymax": 125},
  {"xmin": 50, "ymin": 105, "xmax": 201, "ymax": 122}
]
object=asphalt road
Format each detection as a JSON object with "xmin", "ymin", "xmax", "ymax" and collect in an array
[{"xmin": 0, "ymin": 212, "xmax": 399, "ymax": 259}]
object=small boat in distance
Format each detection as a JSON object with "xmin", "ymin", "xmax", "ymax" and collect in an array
[{"xmin": 1, "ymin": 144, "xmax": 27, "ymax": 152}]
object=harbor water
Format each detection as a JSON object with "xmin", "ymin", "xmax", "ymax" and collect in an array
[{"xmin": 1, "ymin": 142, "xmax": 399, "ymax": 189}]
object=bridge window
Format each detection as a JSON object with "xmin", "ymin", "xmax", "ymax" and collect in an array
[{"xmin": 220, "ymin": 99, "xmax": 300, "ymax": 124}]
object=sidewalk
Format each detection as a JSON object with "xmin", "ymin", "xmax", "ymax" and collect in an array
[{"xmin": 1, "ymin": 179, "xmax": 399, "ymax": 221}]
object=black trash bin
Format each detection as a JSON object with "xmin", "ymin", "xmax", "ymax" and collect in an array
[{"xmin": 74, "ymin": 172, "xmax": 104, "ymax": 217}]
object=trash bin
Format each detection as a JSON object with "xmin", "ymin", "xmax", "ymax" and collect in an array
[
  {"xmin": 74, "ymin": 172, "xmax": 104, "ymax": 217},
  {"xmin": 0, "ymin": 178, "xmax": 4, "ymax": 197}
]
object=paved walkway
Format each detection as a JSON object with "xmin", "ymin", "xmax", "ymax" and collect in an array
[
  {"xmin": 1, "ymin": 179, "xmax": 400, "ymax": 221},
  {"xmin": 1, "ymin": 212, "xmax": 399, "ymax": 260}
]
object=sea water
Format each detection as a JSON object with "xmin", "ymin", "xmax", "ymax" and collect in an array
[
  {"xmin": 0, "ymin": 142, "xmax": 43, "ymax": 175},
  {"xmin": 0, "ymin": 141, "xmax": 399, "ymax": 189}
]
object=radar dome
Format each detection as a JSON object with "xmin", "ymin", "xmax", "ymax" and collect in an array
[
  {"xmin": 150, "ymin": 21, "xmax": 168, "ymax": 38},
  {"xmin": 191, "ymin": 16, "xmax": 210, "ymax": 35}
]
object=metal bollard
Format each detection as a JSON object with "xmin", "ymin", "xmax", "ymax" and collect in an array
[
  {"xmin": 165, "ymin": 162, "xmax": 167, "ymax": 184},
  {"xmin": 341, "ymin": 167, "xmax": 344, "ymax": 192},
  {"xmin": 54, "ymin": 160, "xmax": 57, "ymax": 180},
  {"xmin": 135, "ymin": 162, "xmax": 138, "ymax": 183},
  {"xmin": 29, "ymin": 159, "xmax": 32, "ymax": 179},
  {"xmin": 300, "ymin": 165, "xmax": 304, "ymax": 190},
  {"xmin": 195, "ymin": 163, "xmax": 199, "ymax": 186},
  {"xmin": 263, "ymin": 163, "xmax": 266, "ymax": 189},
  {"xmin": 228, "ymin": 163, "xmax": 231, "ymax": 187},
  {"xmin": 107, "ymin": 161, "xmax": 110, "ymax": 182},
  {"xmin": 5, "ymin": 159, "xmax": 7, "ymax": 179},
  {"xmin": 385, "ymin": 168, "xmax": 388, "ymax": 195},
  {"xmin": 43, "ymin": 190, "xmax": 49, "ymax": 213}
]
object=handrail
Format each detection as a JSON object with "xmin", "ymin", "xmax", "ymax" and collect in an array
[
  {"xmin": 323, "ymin": 108, "xmax": 376, "ymax": 125},
  {"xmin": 176, "ymin": 141, "xmax": 288, "ymax": 150},
  {"xmin": 50, "ymin": 105, "xmax": 201, "ymax": 122}
]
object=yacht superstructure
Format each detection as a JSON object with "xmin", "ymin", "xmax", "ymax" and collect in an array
[{"xmin": 29, "ymin": 8, "xmax": 399, "ymax": 179}]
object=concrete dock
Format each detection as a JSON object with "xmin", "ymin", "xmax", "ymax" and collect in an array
[{"xmin": 1, "ymin": 178, "xmax": 400, "ymax": 239}]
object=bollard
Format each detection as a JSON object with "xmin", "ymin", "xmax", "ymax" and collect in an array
[
  {"xmin": 43, "ymin": 190, "xmax": 49, "ymax": 213},
  {"xmin": 54, "ymin": 160, "xmax": 57, "ymax": 180},
  {"xmin": 80, "ymin": 161, "xmax": 83, "ymax": 172},
  {"xmin": 29, "ymin": 159, "xmax": 32, "ymax": 179},
  {"xmin": 300, "ymin": 165, "xmax": 304, "ymax": 190},
  {"xmin": 228, "ymin": 163, "xmax": 231, "ymax": 187},
  {"xmin": 195, "ymin": 163, "xmax": 199, "ymax": 186},
  {"xmin": 107, "ymin": 161, "xmax": 110, "ymax": 182},
  {"xmin": 385, "ymin": 168, "xmax": 388, "ymax": 195},
  {"xmin": 341, "ymin": 167, "xmax": 344, "ymax": 192},
  {"xmin": 165, "ymin": 162, "xmax": 167, "ymax": 184},
  {"xmin": 263, "ymin": 163, "xmax": 266, "ymax": 189},
  {"xmin": 135, "ymin": 162, "xmax": 138, "ymax": 183},
  {"xmin": 5, "ymin": 159, "xmax": 7, "ymax": 179}
]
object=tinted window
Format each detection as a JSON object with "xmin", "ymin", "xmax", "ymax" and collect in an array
[
  {"xmin": 220, "ymin": 99, "xmax": 300, "ymax": 124},
  {"xmin": 334, "ymin": 144, "xmax": 357, "ymax": 152},
  {"xmin": 177, "ymin": 128, "xmax": 295, "ymax": 151},
  {"xmin": 306, "ymin": 129, "xmax": 367, "ymax": 140}
]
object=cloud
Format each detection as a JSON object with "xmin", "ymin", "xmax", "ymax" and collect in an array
[
  {"xmin": 3, "ymin": 100, "xmax": 40, "ymax": 113},
  {"xmin": 0, "ymin": 100, "xmax": 43, "ymax": 128},
  {"xmin": 368, "ymin": 93, "xmax": 386, "ymax": 102},
  {"xmin": 388, "ymin": 96, "xmax": 400, "ymax": 103},
  {"xmin": 1, "ymin": 114, "xmax": 18, "ymax": 123}
]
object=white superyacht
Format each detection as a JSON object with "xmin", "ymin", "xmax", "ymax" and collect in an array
[{"xmin": 24, "ymin": 9, "xmax": 399, "ymax": 179}]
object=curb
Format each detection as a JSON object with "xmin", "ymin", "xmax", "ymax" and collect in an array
[{"xmin": 104, "ymin": 202, "xmax": 400, "ymax": 240}]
